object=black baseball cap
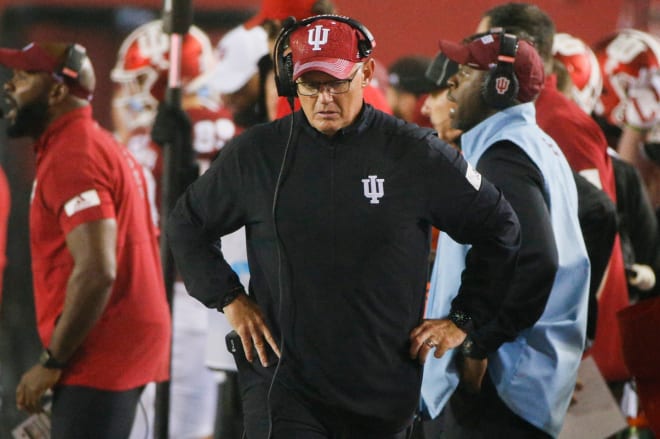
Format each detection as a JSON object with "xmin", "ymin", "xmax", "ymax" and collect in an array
[
  {"xmin": 423, "ymin": 52, "xmax": 459, "ymax": 92},
  {"xmin": 388, "ymin": 55, "xmax": 436, "ymax": 95}
]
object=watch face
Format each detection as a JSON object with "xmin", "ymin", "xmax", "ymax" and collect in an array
[
  {"xmin": 39, "ymin": 350, "xmax": 50, "ymax": 365},
  {"xmin": 39, "ymin": 349, "xmax": 63, "ymax": 369}
]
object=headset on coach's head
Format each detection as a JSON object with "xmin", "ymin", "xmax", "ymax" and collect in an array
[{"xmin": 273, "ymin": 14, "xmax": 375, "ymax": 98}]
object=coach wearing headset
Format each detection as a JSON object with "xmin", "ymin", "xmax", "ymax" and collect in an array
[
  {"xmin": 168, "ymin": 15, "xmax": 521, "ymax": 439},
  {"xmin": 418, "ymin": 31, "xmax": 590, "ymax": 439}
]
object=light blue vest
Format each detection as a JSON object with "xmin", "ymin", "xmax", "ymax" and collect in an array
[{"xmin": 421, "ymin": 103, "xmax": 590, "ymax": 437}]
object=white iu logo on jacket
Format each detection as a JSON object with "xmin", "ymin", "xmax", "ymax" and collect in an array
[{"xmin": 362, "ymin": 175, "xmax": 385, "ymax": 204}]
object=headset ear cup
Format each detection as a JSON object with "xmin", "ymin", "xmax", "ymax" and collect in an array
[
  {"xmin": 273, "ymin": 16, "xmax": 299, "ymax": 98},
  {"xmin": 275, "ymin": 52, "xmax": 296, "ymax": 97},
  {"xmin": 357, "ymin": 39, "xmax": 371, "ymax": 58},
  {"xmin": 58, "ymin": 44, "xmax": 84, "ymax": 80},
  {"xmin": 282, "ymin": 53, "xmax": 295, "ymax": 97},
  {"xmin": 481, "ymin": 65, "xmax": 519, "ymax": 108}
]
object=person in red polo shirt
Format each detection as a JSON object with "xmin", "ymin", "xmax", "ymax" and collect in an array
[{"xmin": 2, "ymin": 42, "xmax": 170, "ymax": 439}]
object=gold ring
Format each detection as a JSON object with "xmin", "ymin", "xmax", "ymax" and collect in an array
[{"xmin": 425, "ymin": 339, "xmax": 436, "ymax": 348}]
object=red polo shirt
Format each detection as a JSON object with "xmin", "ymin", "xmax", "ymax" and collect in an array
[
  {"xmin": 30, "ymin": 106, "xmax": 170, "ymax": 390},
  {"xmin": 536, "ymin": 75, "xmax": 630, "ymax": 381}
]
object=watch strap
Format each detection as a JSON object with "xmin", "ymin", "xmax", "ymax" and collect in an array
[
  {"xmin": 39, "ymin": 348, "xmax": 65, "ymax": 369},
  {"xmin": 460, "ymin": 335, "xmax": 488, "ymax": 359}
]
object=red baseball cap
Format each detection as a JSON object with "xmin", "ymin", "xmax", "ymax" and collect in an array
[
  {"xmin": 0, "ymin": 42, "xmax": 92, "ymax": 100},
  {"xmin": 618, "ymin": 298, "xmax": 660, "ymax": 437},
  {"xmin": 0, "ymin": 42, "xmax": 60, "ymax": 73},
  {"xmin": 245, "ymin": 0, "xmax": 317, "ymax": 29},
  {"xmin": 438, "ymin": 32, "xmax": 544, "ymax": 103},
  {"xmin": 290, "ymin": 18, "xmax": 370, "ymax": 80}
]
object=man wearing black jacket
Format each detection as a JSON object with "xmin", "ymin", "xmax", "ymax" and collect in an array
[
  {"xmin": 167, "ymin": 15, "xmax": 521, "ymax": 439},
  {"xmin": 418, "ymin": 31, "xmax": 590, "ymax": 439}
]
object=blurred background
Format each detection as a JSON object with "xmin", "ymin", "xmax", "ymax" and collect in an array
[{"xmin": 0, "ymin": 0, "xmax": 657, "ymax": 436}]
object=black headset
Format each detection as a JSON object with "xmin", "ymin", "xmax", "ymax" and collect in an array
[
  {"xmin": 273, "ymin": 14, "xmax": 375, "ymax": 98},
  {"xmin": 53, "ymin": 43, "xmax": 92, "ymax": 100},
  {"xmin": 56, "ymin": 44, "xmax": 86, "ymax": 81},
  {"xmin": 481, "ymin": 30, "xmax": 519, "ymax": 109}
]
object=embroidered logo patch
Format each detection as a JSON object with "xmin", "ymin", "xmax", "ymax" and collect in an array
[
  {"xmin": 64, "ymin": 189, "xmax": 101, "ymax": 217},
  {"xmin": 361, "ymin": 175, "xmax": 385, "ymax": 204},
  {"xmin": 465, "ymin": 163, "xmax": 482, "ymax": 191},
  {"xmin": 308, "ymin": 25, "xmax": 330, "ymax": 51},
  {"xmin": 495, "ymin": 76, "xmax": 511, "ymax": 95}
]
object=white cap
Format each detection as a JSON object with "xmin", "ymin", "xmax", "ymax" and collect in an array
[{"xmin": 208, "ymin": 25, "xmax": 269, "ymax": 94}]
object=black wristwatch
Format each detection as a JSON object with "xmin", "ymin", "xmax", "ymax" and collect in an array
[
  {"xmin": 460, "ymin": 335, "xmax": 488, "ymax": 359},
  {"xmin": 218, "ymin": 286, "xmax": 246, "ymax": 313},
  {"xmin": 39, "ymin": 348, "xmax": 65, "ymax": 369},
  {"xmin": 449, "ymin": 309, "xmax": 473, "ymax": 331}
]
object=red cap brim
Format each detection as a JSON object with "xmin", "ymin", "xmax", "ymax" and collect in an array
[
  {"xmin": 0, "ymin": 43, "xmax": 58, "ymax": 72},
  {"xmin": 438, "ymin": 40, "xmax": 473, "ymax": 66},
  {"xmin": 292, "ymin": 58, "xmax": 357, "ymax": 80}
]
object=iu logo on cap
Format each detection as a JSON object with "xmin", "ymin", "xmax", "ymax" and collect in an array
[
  {"xmin": 495, "ymin": 76, "xmax": 511, "ymax": 95},
  {"xmin": 308, "ymin": 25, "xmax": 330, "ymax": 51}
]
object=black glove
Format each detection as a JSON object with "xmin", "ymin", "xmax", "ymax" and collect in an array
[{"xmin": 151, "ymin": 102, "xmax": 192, "ymax": 148}]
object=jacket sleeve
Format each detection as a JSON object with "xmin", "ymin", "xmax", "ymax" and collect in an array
[
  {"xmin": 469, "ymin": 141, "xmax": 559, "ymax": 353},
  {"xmin": 612, "ymin": 155, "xmax": 660, "ymax": 297},
  {"xmin": 573, "ymin": 169, "xmax": 617, "ymax": 340},
  {"xmin": 426, "ymin": 138, "xmax": 521, "ymax": 339},
  {"xmin": 166, "ymin": 141, "xmax": 247, "ymax": 309}
]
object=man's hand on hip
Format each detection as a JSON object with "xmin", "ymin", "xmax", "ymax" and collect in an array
[{"xmin": 224, "ymin": 294, "xmax": 281, "ymax": 367}]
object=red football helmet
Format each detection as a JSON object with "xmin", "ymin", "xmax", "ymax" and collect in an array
[
  {"xmin": 594, "ymin": 29, "xmax": 660, "ymax": 129},
  {"xmin": 111, "ymin": 20, "xmax": 213, "ymax": 132},
  {"xmin": 553, "ymin": 33, "xmax": 603, "ymax": 115}
]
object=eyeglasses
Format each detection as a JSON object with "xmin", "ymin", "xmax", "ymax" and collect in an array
[{"xmin": 295, "ymin": 65, "xmax": 363, "ymax": 97}]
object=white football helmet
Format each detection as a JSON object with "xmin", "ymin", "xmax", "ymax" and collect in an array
[
  {"xmin": 594, "ymin": 29, "xmax": 660, "ymax": 129},
  {"xmin": 553, "ymin": 32, "xmax": 603, "ymax": 115},
  {"xmin": 111, "ymin": 20, "xmax": 214, "ymax": 132}
]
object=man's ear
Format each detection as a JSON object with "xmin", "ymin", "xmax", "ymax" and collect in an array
[
  {"xmin": 49, "ymin": 82, "xmax": 69, "ymax": 105},
  {"xmin": 361, "ymin": 58, "xmax": 376, "ymax": 86}
]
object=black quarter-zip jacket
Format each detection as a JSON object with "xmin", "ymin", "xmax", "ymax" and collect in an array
[{"xmin": 168, "ymin": 104, "xmax": 520, "ymax": 431}]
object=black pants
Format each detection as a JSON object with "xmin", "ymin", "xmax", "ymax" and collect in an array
[
  {"xmin": 51, "ymin": 385, "xmax": 143, "ymax": 439},
  {"xmin": 236, "ymin": 358, "xmax": 412, "ymax": 439},
  {"xmin": 441, "ymin": 374, "xmax": 552, "ymax": 439}
]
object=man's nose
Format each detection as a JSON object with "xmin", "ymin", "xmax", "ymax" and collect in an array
[{"xmin": 317, "ymin": 87, "xmax": 334, "ymax": 103}]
